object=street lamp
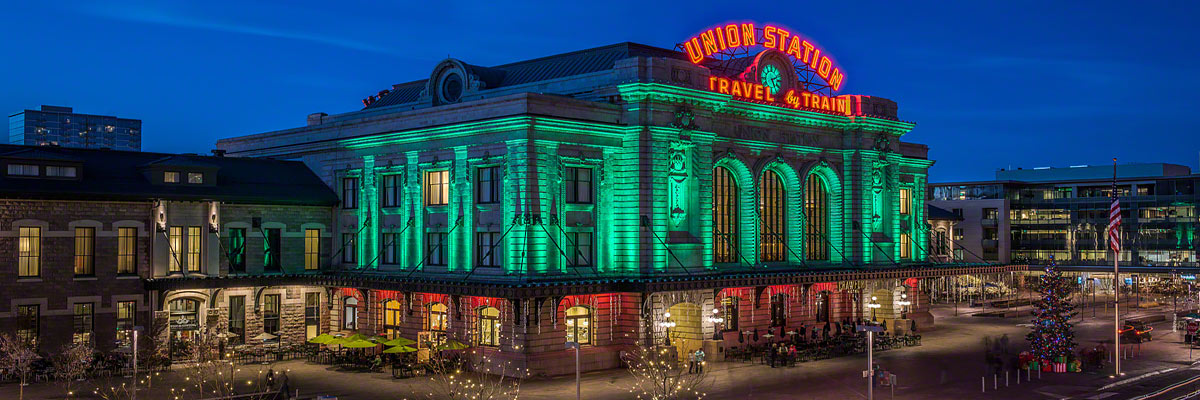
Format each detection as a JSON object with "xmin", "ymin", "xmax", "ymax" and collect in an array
[
  {"xmin": 657, "ymin": 312, "xmax": 677, "ymax": 346},
  {"xmin": 867, "ymin": 296, "xmax": 882, "ymax": 323},
  {"xmin": 705, "ymin": 308, "xmax": 725, "ymax": 340},
  {"xmin": 897, "ymin": 293, "xmax": 912, "ymax": 320}
]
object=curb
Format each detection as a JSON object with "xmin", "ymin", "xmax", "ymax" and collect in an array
[{"xmin": 1098, "ymin": 367, "xmax": 1177, "ymax": 391}]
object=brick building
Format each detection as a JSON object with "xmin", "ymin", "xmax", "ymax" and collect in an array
[{"xmin": 0, "ymin": 144, "xmax": 336, "ymax": 356}]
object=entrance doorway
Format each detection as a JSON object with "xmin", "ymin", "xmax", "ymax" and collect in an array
[
  {"xmin": 666, "ymin": 302, "xmax": 702, "ymax": 362},
  {"xmin": 168, "ymin": 298, "xmax": 202, "ymax": 359}
]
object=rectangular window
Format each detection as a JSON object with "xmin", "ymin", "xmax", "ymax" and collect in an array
[
  {"xmin": 899, "ymin": 189, "xmax": 911, "ymax": 215},
  {"xmin": 565, "ymin": 167, "xmax": 593, "ymax": 204},
  {"xmin": 18, "ymin": 227, "xmax": 41, "ymax": 277},
  {"xmin": 427, "ymin": 232, "xmax": 447, "ymax": 266},
  {"xmin": 74, "ymin": 227, "xmax": 95, "ymax": 276},
  {"xmin": 900, "ymin": 233, "xmax": 912, "ymax": 259},
  {"xmin": 424, "ymin": 170, "xmax": 449, "ymax": 206},
  {"xmin": 382, "ymin": 174, "xmax": 402, "ymax": 208},
  {"xmin": 229, "ymin": 296, "xmax": 245, "ymax": 344},
  {"xmin": 476, "ymin": 166, "xmax": 501, "ymax": 204},
  {"xmin": 263, "ymin": 294, "xmax": 280, "ymax": 335},
  {"xmin": 305, "ymin": 293, "xmax": 320, "ymax": 340},
  {"xmin": 566, "ymin": 232, "xmax": 593, "ymax": 267},
  {"xmin": 983, "ymin": 208, "xmax": 999, "ymax": 220},
  {"xmin": 164, "ymin": 171, "xmax": 180, "ymax": 183},
  {"xmin": 45, "ymin": 165, "xmax": 77, "ymax": 177},
  {"xmin": 229, "ymin": 228, "xmax": 246, "ymax": 272},
  {"xmin": 187, "ymin": 226, "xmax": 202, "ymax": 273},
  {"xmin": 16, "ymin": 305, "xmax": 38, "ymax": 345},
  {"xmin": 7, "ymin": 164, "xmax": 39, "ymax": 176},
  {"xmin": 342, "ymin": 177, "xmax": 359, "ymax": 209},
  {"xmin": 117, "ymin": 227, "xmax": 137, "ymax": 274},
  {"xmin": 187, "ymin": 172, "xmax": 203, "ymax": 184},
  {"xmin": 304, "ymin": 228, "xmax": 320, "ymax": 270},
  {"xmin": 72, "ymin": 303, "xmax": 93, "ymax": 344},
  {"xmin": 342, "ymin": 233, "xmax": 357, "ymax": 264},
  {"xmin": 168, "ymin": 226, "xmax": 183, "ymax": 273},
  {"xmin": 116, "ymin": 301, "xmax": 136, "ymax": 347},
  {"xmin": 382, "ymin": 233, "xmax": 399, "ymax": 265},
  {"xmin": 264, "ymin": 228, "xmax": 281, "ymax": 271},
  {"xmin": 476, "ymin": 232, "xmax": 501, "ymax": 267}
]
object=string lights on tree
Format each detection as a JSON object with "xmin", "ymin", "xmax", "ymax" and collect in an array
[{"xmin": 1026, "ymin": 256, "xmax": 1077, "ymax": 364}]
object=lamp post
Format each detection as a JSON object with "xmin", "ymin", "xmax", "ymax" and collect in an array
[
  {"xmin": 867, "ymin": 296, "xmax": 881, "ymax": 323},
  {"xmin": 897, "ymin": 293, "xmax": 912, "ymax": 320},
  {"xmin": 706, "ymin": 308, "xmax": 724, "ymax": 341},
  {"xmin": 658, "ymin": 312, "xmax": 677, "ymax": 346}
]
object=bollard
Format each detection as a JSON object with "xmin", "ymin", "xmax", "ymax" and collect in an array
[
  {"xmin": 994, "ymin": 374, "xmax": 998, "ymax": 390},
  {"xmin": 1038, "ymin": 368, "xmax": 1041, "ymax": 380},
  {"xmin": 1006, "ymin": 370, "xmax": 1009, "ymax": 387},
  {"xmin": 982, "ymin": 376, "xmax": 986, "ymax": 393}
]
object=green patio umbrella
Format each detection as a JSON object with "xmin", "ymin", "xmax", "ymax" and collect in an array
[
  {"xmin": 308, "ymin": 333, "xmax": 334, "ymax": 344},
  {"xmin": 325, "ymin": 337, "xmax": 348, "ymax": 346},
  {"xmin": 343, "ymin": 339, "xmax": 379, "ymax": 349},
  {"xmin": 436, "ymin": 339, "xmax": 469, "ymax": 351},
  {"xmin": 383, "ymin": 345, "xmax": 418, "ymax": 354},
  {"xmin": 383, "ymin": 337, "xmax": 416, "ymax": 347},
  {"xmin": 346, "ymin": 333, "xmax": 371, "ymax": 342}
]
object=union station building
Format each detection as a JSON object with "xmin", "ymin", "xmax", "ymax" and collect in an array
[{"xmin": 1, "ymin": 24, "xmax": 1023, "ymax": 376}]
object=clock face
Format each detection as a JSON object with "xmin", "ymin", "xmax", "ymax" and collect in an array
[{"xmin": 760, "ymin": 64, "xmax": 783, "ymax": 95}]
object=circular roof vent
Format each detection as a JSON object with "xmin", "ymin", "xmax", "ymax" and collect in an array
[{"xmin": 440, "ymin": 73, "xmax": 463, "ymax": 104}]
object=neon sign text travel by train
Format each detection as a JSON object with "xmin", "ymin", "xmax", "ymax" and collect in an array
[{"xmin": 708, "ymin": 76, "xmax": 851, "ymax": 115}]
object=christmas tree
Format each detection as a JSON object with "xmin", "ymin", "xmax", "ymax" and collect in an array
[{"xmin": 1027, "ymin": 256, "xmax": 1077, "ymax": 362}]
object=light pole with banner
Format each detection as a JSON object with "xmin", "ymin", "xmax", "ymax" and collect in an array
[
  {"xmin": 566, "ymin": 341, "xmax": 580, "ymax": 400},
  {"xmin": 858, "ymin": 324, "xmax": 884, "ymax": 400}
]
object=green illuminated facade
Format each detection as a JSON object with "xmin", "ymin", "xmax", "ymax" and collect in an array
[{"xmin": 206, "ymin": 42, "xmax": 1000, "ymax": 376}]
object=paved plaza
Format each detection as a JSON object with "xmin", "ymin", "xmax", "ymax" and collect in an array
[{"xmin": 3, "ymin": 300, "xmax": 1197, "ymax": 399}]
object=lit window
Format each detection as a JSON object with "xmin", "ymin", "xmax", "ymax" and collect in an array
[
  {"xmin": 16, "ymin": 305, "xmax": 38, "ymax": 345},
  {"xmin": 899, "ymin": 189, "xmax": 911, "ymax": 215},
  {"xmin": 428, "ymin": 303, "xmax": 448, "ymax": 332},
  {"xmin": 565, "ymin": 306, "xmax": 590, "ymax": 345},
  {"xmin": 565, "ymin": 167, "xmax": 593, "ymax": 204},
  {"xmin": 720, "ymin": 297, "xmax": 739, "ymax": 331},
  {"xmin": 424, "ymin": 170, "xmax": 449, "ymax": 206},
  {"xmin": 116, "ymin": 301, "xmax": 136, "ymax": 347},
  {"xmin": 900, "ymin": 233, "xmax": 912, "ymax": 259},
  {"xmin": 305, "ymin": 293, "xmax": 320, "ymax": 340},
  {"xmin": 477, "ymin": 306, "xmax": 500, "ymax": 346},
  {"xmin": 168, "ymin": 226, "xmax": 183, "ymax": 273},
  {"xmin": 72, "ymin": 303, "xmax": 93, "ymax": 345},
  {"xmin": 74, "ymin": 227, "xmax": 95, "ymax": 276},
  {"xmin": 305, "ymin": 229, "xmax": 320, "ymax": 270},
  {"xmin": 805, "ymin": 174, "xmax": 830, "ymax": 261},
  {"xmin": 164, "ymin": 171, "xmax": 180, "ymax": 183},
  {"xmin": 188, "ymin": 172, "xmax": 203, "ymax": 184},
  {"xmin": 383, "ymin": 300, "xmax": 402, "ymax": 338},
  {"xmin": 187, "ymin": 226, "xmax": 202, "ymax": 273},
  {"xmin": 343, "ymin": 297, "xmax": 358, "ymax": 330},
  {"xmin": 117, "ymin": 227, "xmax": 137, "ymax": 274},
  {"xmin": 759, "ymin": 170, "xmax": 786, "ymax": 262},
  {"xmin": 18, "ymin": 227, "xmax": 41, "ymax": 277},
  {"xmin": 713, "ymin": 166, "xmax": 738, "ymax": 263},
  {"xmin": 46, "ymin": 166, "xmax": 77, "ymax": 177},
  {"xmin": 7, "ymin": 164, "xmax": 39, "ymax": 176}
]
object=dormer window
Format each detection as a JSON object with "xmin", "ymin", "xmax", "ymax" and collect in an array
[
  {"xmin": 188, "ymin": 172, "xmax": 203, "ymax": 184},
  {"xmin": 164, "ymin": 171, "xmax": 181, "ymax": 183},
  {"xmin": 7, "ymin": 164, "xmax": 39, "ymax": 176}
]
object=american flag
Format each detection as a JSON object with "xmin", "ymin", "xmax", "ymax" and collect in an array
[{"xmin": 1108, "ymin": 180, "xmax": 1121, "ymax": 254}]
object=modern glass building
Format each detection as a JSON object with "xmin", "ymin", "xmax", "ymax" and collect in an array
[
  {"xmin": 9, "ymin": 105, "xmax": 142, "ymax": 151},
  {"xmin": 930, "ymin": 163, "xmax": 1200, "ymax": 266}
]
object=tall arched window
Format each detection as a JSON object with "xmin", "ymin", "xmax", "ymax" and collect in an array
[
  {"xmin": 383, "ymin": 300, "xmax": 402, "ymax": 338},
  {"xmin": 343, "ymin": 297, "xmax": 358, "ymax": 330},
  {"xmin": 815, "ymin": 291, "xmax": 831, "ymax": 323},
  {"xmin": 713, "ymin": 166, "xmax": 739, "ymax": 263},
  {"xmin": 759, "ymin": 170, "xmax": 786, "ymax": 262},
  {"xmin": 428, "ymin": 303, "xmax": 448, "ymax": 332},
  {"xmin": 770, "ymin": 293, "xmax": 787, "ymax": 327},
  {"xmin": 720, "ymin": 297, "xmax": 739, "ymax": 332},
  {"xmin": 805, "ymin": 174, "xmax": 830, "ymax": 261},
  {"xmin": 477, "ymin": 306, "xmax": 500, "ymax": 346},
  {"xmin": 565, "ymin": 306, "xmax": 591, "ymax": 345}
]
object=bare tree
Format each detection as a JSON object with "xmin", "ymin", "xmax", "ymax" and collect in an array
[
  {"xmin": 91, "ymin": 377, "xmax": 137, "ymax": 400},
  {"xmin": 625, "ymin": 346, "xmax": 710, "ymax": 400},
  {"xmin": 0, "ymin": 333, "xmax": 41, "ymax": 400},
  {"xmin": 422, "ymin": 348, "xmax": 525, "ymax": 400},
  {"xmin": 55, "ymin": 341, "xmax": 95, "ymax": 397}
]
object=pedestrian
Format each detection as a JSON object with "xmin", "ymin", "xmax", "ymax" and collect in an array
[
  {"xmin": 265, "ymin": 367, "xmax": 276, "ymax": 389},
  {"xmin": 688, "ymin": 349, "xmax": 698, "ymax": 373},
  {"xmin": 695, "ymin": 349, "xmax": 706, "ymax": 374},
  {"xmin": 278, "ymin": 370, "xmax": 291, "ymax": 396}
]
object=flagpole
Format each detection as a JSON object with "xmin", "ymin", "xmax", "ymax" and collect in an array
[{"xmin": 1113, "ymin": 157, "xmax": 1121, "ymax": 377}]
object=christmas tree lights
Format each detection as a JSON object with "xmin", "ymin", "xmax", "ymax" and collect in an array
[{"xmin": 1026, "ymin": 257, "xmax": 1077, "ymax": 363}]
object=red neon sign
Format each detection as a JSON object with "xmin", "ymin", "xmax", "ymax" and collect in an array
[
  {"xmin": 708, "ymin": 76, "xmax": 851, "ymax": 115},
  {"xmin": 682, "ymin": 22, "xmax": 845, "ymax": 92}
]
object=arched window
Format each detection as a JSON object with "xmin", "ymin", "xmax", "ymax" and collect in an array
[
  {"xmin": 477, "ymin": 306, "xmax": 500, "ymax": 346},
  {"xmin": 343, "ymin": 297, "xmax": 358, "ymax": 330},
  {"xmin": 565, "ymin": 306, "xmax": 591, "ymax": 345},
  {"xmin": 428, "ymin": 303, "xmax": 448, "ymax": 332},
  {"xmin": 759, "ymin": 170, "xmax": 786, "ymax": 262},
  {"xmin": 770, "ymin": 293, "xmax": 787, "ymax": 327},
  {"xmin": 713, "ymin": 166, "xmax": 739, "ymax": 263},
  {"xmin": 805, "ymin": 174, "xmax": 830, "ymax": 261},
  {"xmin": 720, "ymin": 297, "xmax": 739, "ymax": 332},
  {"xmin": 815, "ymin": 291, "xmax": 830, "ymax": 323},
  {"xmin": 383, "ymin": 300, "xmax": 402, "ymax": 338}
]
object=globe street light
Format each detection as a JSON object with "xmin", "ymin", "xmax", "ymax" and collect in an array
[
  {"xmin": 867, "ymin": 296, "xmax": 882, "ymax": 322},
  {"xmin": 705, "ymin": 308, "xmax": 725, "ymax": 340},
  {"xmin": 897, "ymin": 293, "xmax": 912, "ymax": 320}
]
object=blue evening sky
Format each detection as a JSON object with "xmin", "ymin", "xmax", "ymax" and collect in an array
[{"xmin": 2, "ymin": 1, "xmax": 1197, "ymax": 182}]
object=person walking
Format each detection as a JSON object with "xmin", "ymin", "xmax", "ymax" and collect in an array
[
  {"xmin": 694, "ymin": 349, "xmax": 706, "ymax": 374},
  {"xmin": 265, "ymin": 367, "xmax": 276, "ymax": 389},
  {"xmin": 688, "ymin": 349, "xmax": 698, "ymax": 374}
]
